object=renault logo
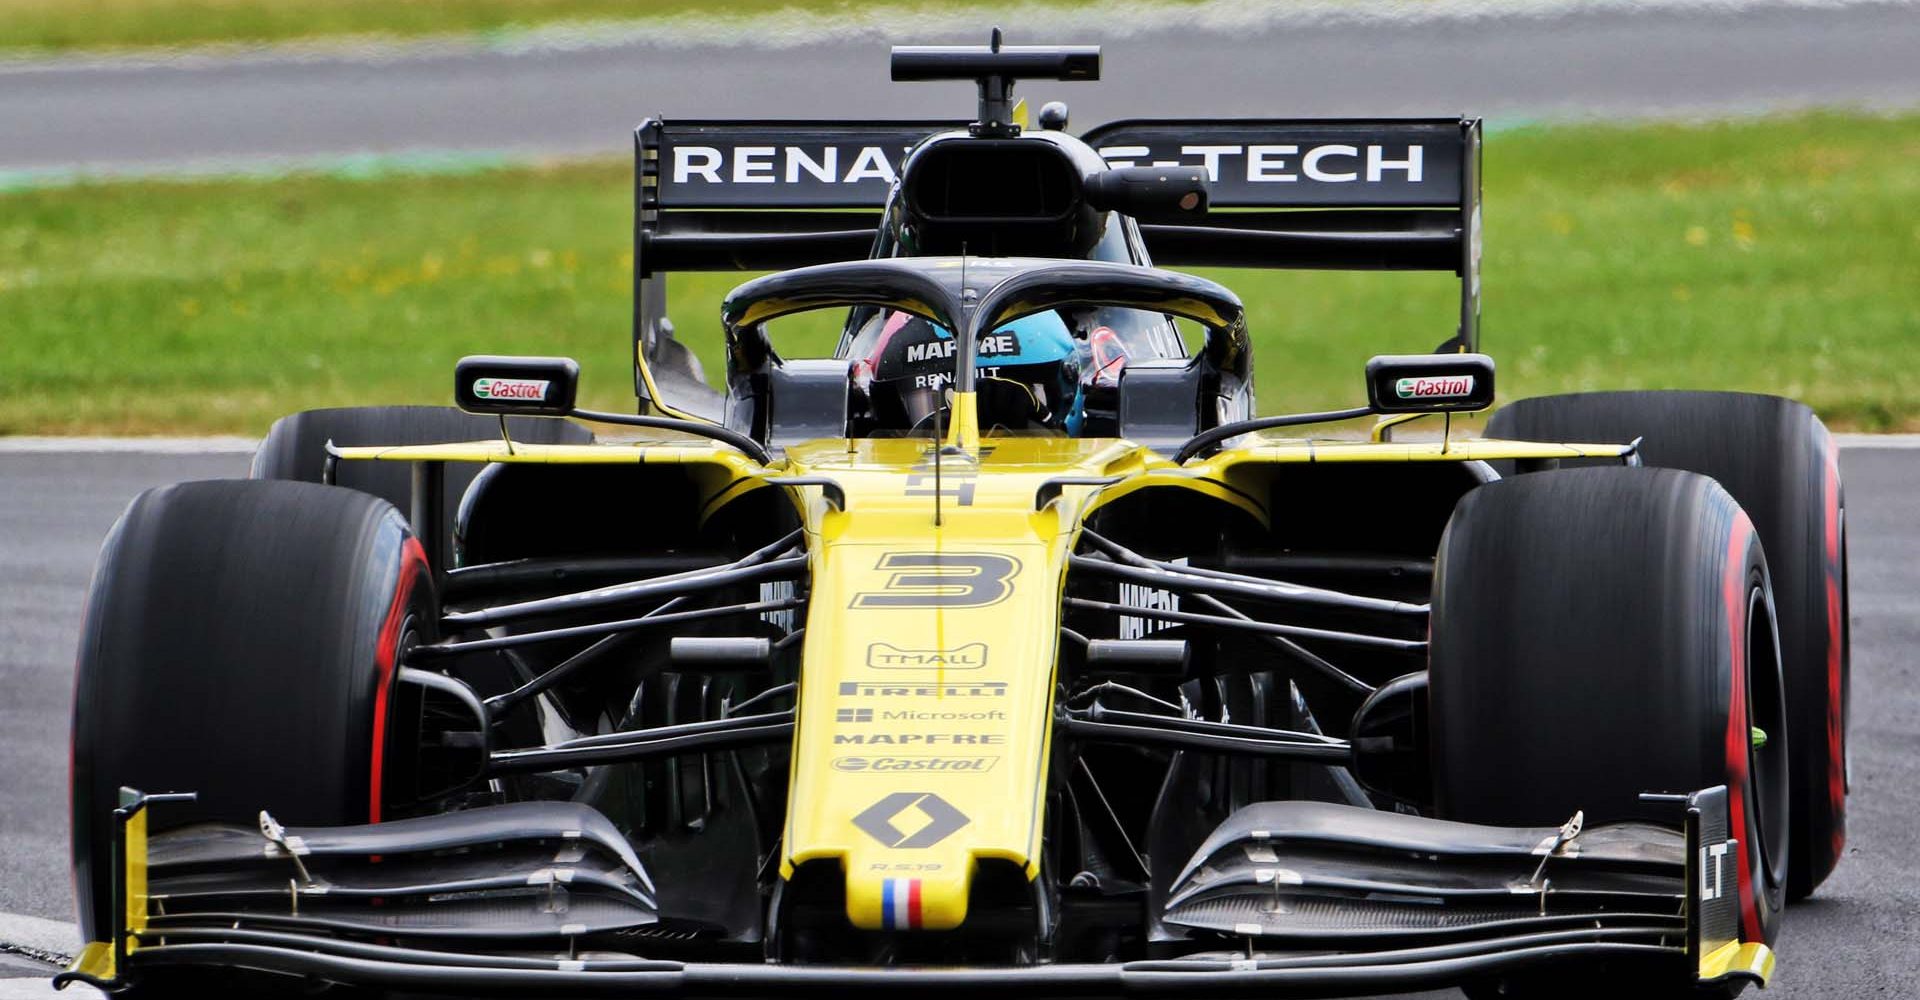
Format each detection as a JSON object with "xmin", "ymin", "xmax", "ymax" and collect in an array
[{"xmin": 851, "ymin": 792, "xmax": 971, "ymax": 849}]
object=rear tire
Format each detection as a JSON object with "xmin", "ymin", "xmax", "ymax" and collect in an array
[
  {"xmin": 1430, "ymin": 467, "xmax": 1788, "ymax": 997},
  {"xmin": 1490, "ymin": 391, "xmax": 1848, "ymax": 898},
  {"xmin": 70, "ymin": 480, "xmax": 434, "ymax": 949},
  {"xmin": 251, "ymin": 405, "xmax": 592, "ymax": 548}
]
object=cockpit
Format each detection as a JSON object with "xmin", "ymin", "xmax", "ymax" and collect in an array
[
  {"xmin": 719, "ymin": 256, "xmax": 1252, "ymax": 447},
  {"xmin": 838, "ymin": 302, "xmax": 1184, "ymax": 437},
  {"xmin": 839, "ymin": 192, "xmax": 1189, "ymax": 437}
]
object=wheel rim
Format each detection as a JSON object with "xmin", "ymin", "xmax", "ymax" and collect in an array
[
  {"xmin": 376, "ymin": 605, "xmax": 427, "ymax": 821},
  {"xmin": 1746, "ymin": 580, "xmax": 1790, "ymax": 889}
]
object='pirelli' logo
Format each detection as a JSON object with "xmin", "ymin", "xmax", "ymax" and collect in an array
[{"xmin": 840, "ymin": 681, "xmax": 1005, "ymax": 697}]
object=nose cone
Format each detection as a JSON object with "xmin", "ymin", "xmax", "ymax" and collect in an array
[{"xmin": 774, "ymin": 437, "xmax": 1126, "ymax": 932}]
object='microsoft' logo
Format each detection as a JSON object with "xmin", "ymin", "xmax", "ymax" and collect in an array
[
  {"xmin": 1394, "ymin": 375, "xmax": 1475, "ymax": 399},
  {"xmin": 472, "ymin": 377, "xmax": 550, "ymax": 401}
]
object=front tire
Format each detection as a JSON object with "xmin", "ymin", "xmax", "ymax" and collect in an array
[
  {"xmin": 1491, "ymin": 391, "xmax": 1848, "ymax": 898},
  {"xmin": 1429, "ymin": 467, "xmax": 1788, "ymax": 997},
  {"xmin": 70, "ymin": 480, "xmax": 434, "ymax": 948}
]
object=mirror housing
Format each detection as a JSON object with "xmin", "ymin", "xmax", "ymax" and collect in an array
[
  {"xmin": 1349, "ymin": 671, "xmax": 1431, "ymax": 808},
  {"xmin": 454, "ymin": 355, "xmax": 579, "ymax": 417},
  {"xmin": 1083, "ymin": 166, "xmax": 1209, "ymax": 222},
  {"xmin": 1365, "ymin": 353, "xmax": 1496, "ymax": 413}
]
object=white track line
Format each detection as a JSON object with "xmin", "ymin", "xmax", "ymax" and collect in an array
[
  {"xmin": 0, "ymin": 437, "xmax": 258, "ymax": 454},
  {"xmin": 0, "ymin": 983, "xmax": 95, "ymax": 998},
  {"xmin": 0, "ymin": 912, "xmax": 84, "ymax": 993},
  {"xmin": 1833, "ymin": 433, "xmax": 1920, "ymax": 449},
  {"xmin": 0, "ymin": 914, "xmax": 74, "ymax": 961}
]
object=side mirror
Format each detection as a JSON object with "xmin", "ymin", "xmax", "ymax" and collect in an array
[
  {"xmin": 454, "ymin": 355, "xmax": 579, "ymax": 417},
  {"xmin": 1083, "ymin": 166, "xmax": 1209, "ymax": 222},
  {"xmin": 1365, "ymin": 353, "xmax": 1496, "ymax": 413}
]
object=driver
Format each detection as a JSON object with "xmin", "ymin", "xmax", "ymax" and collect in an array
[{"xmin": 854, "ymin": 310, "xmax": 1087, "ymax": 435}]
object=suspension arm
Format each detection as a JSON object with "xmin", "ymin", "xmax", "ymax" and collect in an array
[
  {"xmin": 1082, "ymin": 704, "xmax": 1347, "ymax": 744},
  {"xmin": 440, "ymin": 554, "xmax": 731, "ymax": 604},
  {"xmin": 410, "ymin": 598, "xmax": 806, "ymax": 658},
  {"xmin": 1069, "ymin": 553, "xmax": 1427, "ymax": 617},
  {"xmin": 1077, "ymin": 530, "xmax": 1379, "ymax": 694},
  {"xmin": 1064, "ymin": 597, "xmax": 1426, "ymax": 652},
  {"xmin": 488, "ymin": 712, "xmax": 795, "ymax": 774},
  {"xmin": 442, "ymin": 554, "xmax": 806, "ymax": 630},
  {"xmin": 1060, "ymin": 711, "xmax": 1354, "ymax": 762}
]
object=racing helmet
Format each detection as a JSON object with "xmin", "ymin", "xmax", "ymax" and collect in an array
[{"xmin": 856, "ymin": 310, "xmax": 1085, "ymax": 434}]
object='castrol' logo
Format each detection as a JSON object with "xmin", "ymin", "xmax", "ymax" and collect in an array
[
  {"xmin": 1394, "ymin": 375, "xmax": 1475, "ymax": 399},
  {"xmin": 472, "ymin": 377, "xmax": 549, "ymax": 401}
]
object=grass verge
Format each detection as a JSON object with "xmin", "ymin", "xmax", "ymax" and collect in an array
[
  {"xmin": 0, "ymin": 0, "xmax": 1113, "ymax": 53},
  {"xmin": 1, "ymin": 111, "xmax": 1915, "ymax": 435}
]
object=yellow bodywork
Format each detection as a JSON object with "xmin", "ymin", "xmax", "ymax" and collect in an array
[
  {"xmin": 66, "ymin": 941, "xmax": 115, "ymax": 983},
  {"xmin": 64, "ymin": 797, "xmax": 148, "ymax": 983},
  {"xmin": 329, "ymin": 422, "xmax": 1633, "ymax": 932},
  {"xmin": 1699, "ymin": 940, "xmax": 1776, "ymax": 985},
  {"xmin": 124, "ymin": 803, "xmax": 148, "ymax": 956}
]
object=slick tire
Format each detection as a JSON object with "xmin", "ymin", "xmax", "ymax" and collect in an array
[
  {"xmin": 1430, "ymin": 468, "xmax": 1788, "ymax": 998},
  {"xmin": 1490, "ymin": 391, "xmax": 1848, "ymax": 899},
  {"xmin": 252, "ymin": 405, "xmax": 593, "ymax": 547},
  {"xmin": 70, "ymin": 480, "xmax": 436, "ymax": 957}
]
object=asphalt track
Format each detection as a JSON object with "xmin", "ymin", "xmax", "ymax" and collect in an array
[
  {"xmin": 2, "ymin": 0, "xmax": 1918, "ymax": 177},
  {"xmin": 0, "ymin": 443, "xmax": 1916, "ymax": 997}
]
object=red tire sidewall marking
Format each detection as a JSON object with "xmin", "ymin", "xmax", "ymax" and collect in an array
[
  {"xmin": 368, "ymin": 537, "xmax": 429, "ymax": 824},
  {"xmin": 1722, "ymin": 510, "xmax": 1762, "ymax": 941},
  {"xmin": 1820, "ymin": 430, "xmax": 1847, "ymax": 860}
]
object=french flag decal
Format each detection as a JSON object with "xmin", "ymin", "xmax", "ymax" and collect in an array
[{"xmin": 880, "ymin": 877, "xmax": 923, "ymax": 929}]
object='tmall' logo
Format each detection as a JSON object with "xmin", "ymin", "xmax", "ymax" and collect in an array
[{"xmin": 866, "ymin": 642, "xmax": 988, "ymax": 671}]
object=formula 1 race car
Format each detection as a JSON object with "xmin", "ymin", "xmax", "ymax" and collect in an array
[{"xmin": 64, "ymin": 36, "xmax": 1850, "ymax": 1000}]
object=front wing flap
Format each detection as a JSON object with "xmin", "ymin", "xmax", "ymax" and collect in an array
[{"xmin": 1154, "ymin": 786, "xmax": 1768, "ymax": 990}]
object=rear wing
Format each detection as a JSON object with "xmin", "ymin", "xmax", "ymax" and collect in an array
[{"xmin": 631, "ymin": 117, "xmax": 1481, "ymax": 415}]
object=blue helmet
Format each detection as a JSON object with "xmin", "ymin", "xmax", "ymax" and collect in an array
[{"xmin": 860, "ymin": 310, "xmax": 1085, "ymax": 434}]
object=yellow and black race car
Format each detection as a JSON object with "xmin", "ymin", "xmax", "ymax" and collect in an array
[{"xmin": 64, "ymin": 36, "xmax": 1850, "ymax": 1000}]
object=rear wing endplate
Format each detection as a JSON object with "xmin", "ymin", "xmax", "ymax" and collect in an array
[{"xmin": 632, "ymin": 117, "xmax": 1481, "ymax": 416}]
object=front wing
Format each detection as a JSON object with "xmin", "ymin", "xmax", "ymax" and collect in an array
[{"xmin": 60, "ymin": 785, "xmax": 1770, "ymax": 998}]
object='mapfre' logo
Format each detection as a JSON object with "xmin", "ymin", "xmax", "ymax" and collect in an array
[
  {"xmin": 1394, "ymin": 375, "xmax": 1475, "ymax": 399},
  {"xmin": 472, "ymin": 377, "xmax": 550, "ymax": 401}
]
